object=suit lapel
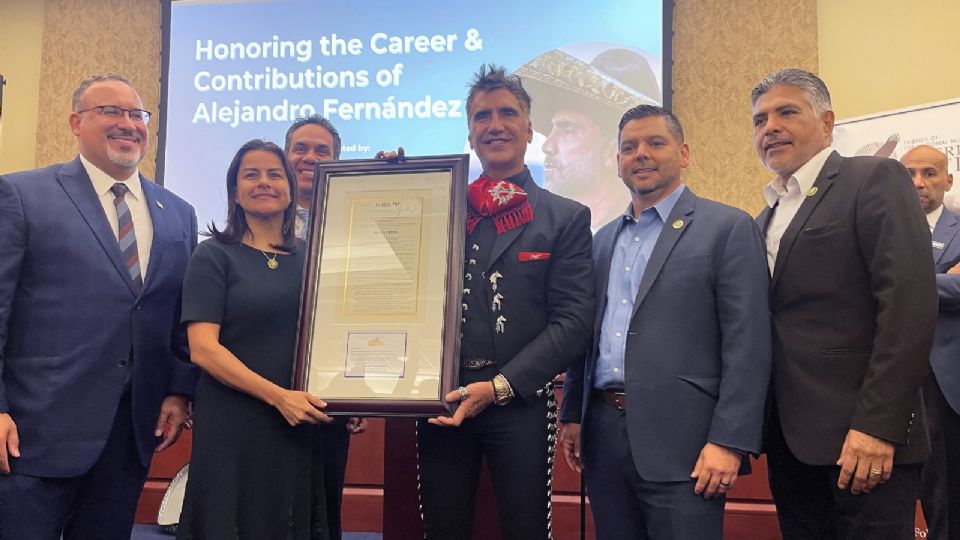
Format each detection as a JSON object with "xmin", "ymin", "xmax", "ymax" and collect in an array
[
  {"xmin": 756, "ymin": 206, "xmax": 773, "ymax": 240},
  {"xmin": 485, "ymin": 179, "xmax": 540, "ymax": 271},
  {"xmin": 57, "ymin": 157, "xmax": 138, "ymax": 296},
  {"xmin": 932, "ymin": 209, "xmax": 960, "ymax": 266},
  {"xmin": 593, "ymin": 220, "xmax": 618, "ymax": 331},
  {"xmin": 141, "ymin": 178, "xmax": 173, "ymax": 292},
  {"xmin": 770, "ymin": 151, "xmax": 841, "ymax": 292},
  {"xmin": 632, "ymin": 188, "xmax": 695, "ymax": 316}
]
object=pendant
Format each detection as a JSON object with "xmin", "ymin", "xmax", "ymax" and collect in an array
[{"xmin": 259, "ymin": 248, "xmax": 279, "ymax": 270}]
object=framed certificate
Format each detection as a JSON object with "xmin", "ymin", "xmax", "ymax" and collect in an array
[{"xmin": 293, "ymin": 155, "xmax": 468, "ymax": 415}]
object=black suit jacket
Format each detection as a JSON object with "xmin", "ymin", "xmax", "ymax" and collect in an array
[
  {"xmin": 757, "ymin": 151, "xmax": 937, "ymax": 465},
  {"xmin": 474, "ymin": 178, "xmax": 594, "ymax": 399}
]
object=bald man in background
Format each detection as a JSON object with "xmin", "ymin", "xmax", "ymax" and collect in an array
[{"xmin": 901, "ymin": 145, "xmax": 960, "ymax": 540}]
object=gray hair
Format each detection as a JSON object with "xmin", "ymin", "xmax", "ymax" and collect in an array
[
  {"xmin": 284, "ymin": 114, "xmax": 342, "ymax": 160},
  {"xmin": 71, "ymin": 73, "xmax": 136, "ymax": 111},
  {"xmin": 751, "ymin": 68, "xmax": 832, "ymax": 115},
  {"xmin": 466, "ymin": 64, "xmax": 532, "ymax": 118}
]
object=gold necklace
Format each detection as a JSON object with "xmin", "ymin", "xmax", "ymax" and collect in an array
[{"xmin": 259, "ymin": 250, "xmax": 279, "ymax": 270}]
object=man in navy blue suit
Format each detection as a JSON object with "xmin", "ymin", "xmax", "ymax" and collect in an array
[
  {"xmin": 901, "ymin": 145, "xmax": 960, "ymax": 540},
  {"xmin": 560, "ymin": 104, "xmax": 772, "ymax": 539},
  {"xmin": 0, "ymin": 73, "xmax": 198, "ymax": 539}
]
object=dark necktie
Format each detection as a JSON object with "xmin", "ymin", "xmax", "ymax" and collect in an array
[{"xmin": 110, "ymin": 183, "xmax": 143, "ymax": 292}]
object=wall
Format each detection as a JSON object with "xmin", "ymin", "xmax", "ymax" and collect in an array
[
  {"xmin": 673, "ymin": 0, "xmax": 819, "ymax": 215},
  {"xmin": 819, "ymin": 0, "xmax": 960, "ymax": 120},
  {"xmin": 34, "ymin": 0, "xmax": 162, "ymax": 179},
  {"xmin": 0, "ymin": 0, "xmax": 45, "ymax": 174}
]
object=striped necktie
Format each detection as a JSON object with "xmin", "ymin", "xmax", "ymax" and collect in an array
[
  {"xmin": 110, "ymin": 182, "xmax": 143, "ymax": 292},
  {"xmin": 295, "ymin": 206, "xmax": 310, "ymax": 241}
]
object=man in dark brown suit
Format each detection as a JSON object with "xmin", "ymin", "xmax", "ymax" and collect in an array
[{"xmin": 752, "ymin": 68, "xmax": 937, "ymax": 540}]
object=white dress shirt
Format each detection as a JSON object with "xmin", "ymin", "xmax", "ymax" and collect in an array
[
  {"xmin": 927, "ymin": 204, "xmax": 943, "ymax": 233},
  {"xmin": 762, "ymin": 147, "xmax": 833, "ymax": 274},
  {"xmin": 80, "ymin": 154, "xmax": 154, "ymax": 279}
]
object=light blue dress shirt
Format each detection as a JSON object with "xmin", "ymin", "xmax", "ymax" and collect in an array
[{"xmin": 594, "ymin": 185, "xmax": 685, "ymax": 390}]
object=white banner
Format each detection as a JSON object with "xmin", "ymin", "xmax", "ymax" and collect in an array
[{"xmin": 832, "ymin": 98, "xmax": 960, "ymax": 212}]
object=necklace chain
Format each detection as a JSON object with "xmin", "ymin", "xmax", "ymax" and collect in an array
[{"xmin": 259, "ymin": 249, "xmax": 279, "ymax": 270}]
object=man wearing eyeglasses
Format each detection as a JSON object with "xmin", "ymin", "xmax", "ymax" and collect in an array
[{"xmin": 0, "ymin": 73, "xmax": 198, "ymax": 539}]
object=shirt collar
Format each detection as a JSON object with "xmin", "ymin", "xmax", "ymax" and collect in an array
[
  {"xmin": 621, "ymin": 184, "xmax": 685, "ymax": 224},
  {"xmin": 928, "ymin": 204, "xmax": 944, "ymax": 231},
  {"xmin": 79, "ymin": 153, "xmax": 143, "ymax": 200},
  {"xmin": 762, "ymin": 147, "xmax": 833, "ymax": 208},
  {"xmin": 486, "ymin": 166, "xmax": 531, "ymax": 189}
]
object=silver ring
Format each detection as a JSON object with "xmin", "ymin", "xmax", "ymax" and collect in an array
[
  {"xmin": 457, "ymin": 386, "xmax": 469, "ymax": 400},
  {"xmin": 719, "ymin": 481, "xmax": 730, "ymax": 487},
  {"xmin": 869, "ymin": 468, "xmax": 882, "ymax": 477}
]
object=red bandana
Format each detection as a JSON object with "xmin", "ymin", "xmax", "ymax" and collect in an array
[{"xmin": 466, "ymin": 176, "xmax": 533, "ymax": 234}]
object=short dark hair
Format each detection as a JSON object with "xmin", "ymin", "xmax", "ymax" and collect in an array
[
  {"xmin": 466, "ymin": 64, "xmax": 532, "ymax": 118},
  {"xmin": 284, "ymin": 114, "xmax": 342, "ymax": 159},
  {"xmin": 751, "ymin": 68, "xmax": 832, "ymax": 115},
  {"xmin": 72, "ymin": 73, "xmax": 136, "ymax": 111},
  {"xmin": 618, "ymin": 104, "xmax": 685, "ymax": 144},
  {"xmin": 208, "ymin": 139, "xmax": 298, "ymax": 250}
]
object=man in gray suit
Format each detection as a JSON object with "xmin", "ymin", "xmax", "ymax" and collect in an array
[
  {"xmin": 560, "ymin": 104, "xmax": 771, "ymax": 539},
  {"xmin": 901, "ymin": 144, "xmax": 960, "ymax": 540}
]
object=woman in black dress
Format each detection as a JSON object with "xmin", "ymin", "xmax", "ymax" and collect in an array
[{"xmin": 177, "ymin": 140, "xmax": 330, "ymax": 539}]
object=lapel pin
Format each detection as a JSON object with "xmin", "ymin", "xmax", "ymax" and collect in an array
[
  {"xmin": 156, "ymin": 200, "xmax": 165, "ymax": 209},
  {"xmin": 806, "ymin": 187, "xmax": 818, "ymax": 197},
  {"xmin": 672, "ymin": 219, "xmax": 684, "ymax": 229},
  {"xmin": 933, "ymin": 241, "xmax": 945, "ymax": 250}
]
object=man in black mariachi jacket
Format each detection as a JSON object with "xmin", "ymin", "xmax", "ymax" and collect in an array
[{"xmin": 417, "ymin": 64, "xmax": 594, "ymax": 540}]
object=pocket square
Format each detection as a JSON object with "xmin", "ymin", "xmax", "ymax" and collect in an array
[{"xmin": 519, "ymin": 251, "xmax": 550, "ymax": 262}]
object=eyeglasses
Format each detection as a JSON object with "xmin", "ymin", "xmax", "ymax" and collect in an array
[{"xmin": 76, "ymin": 105, "xmax": 152, "ymax": 124}]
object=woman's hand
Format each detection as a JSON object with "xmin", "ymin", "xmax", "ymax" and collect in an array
[{"xmin": 273, "ymin": 390, "xmax": 332, "ymax": 426}]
